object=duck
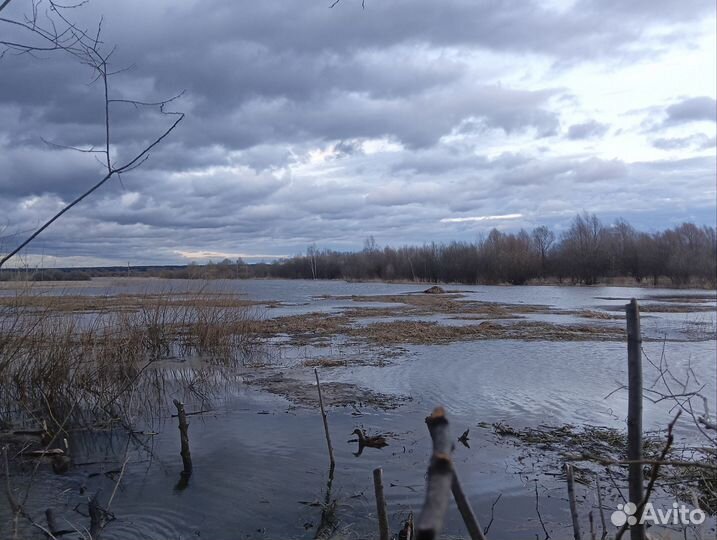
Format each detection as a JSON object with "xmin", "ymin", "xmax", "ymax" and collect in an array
[
  {"xmin": 351, "ymin": 429, "xmax": 388, "ymax": 451},
  {"xmin": 51, "ymin": 454, "xmax": 71, "ymax": 474},
  {"xmin": 458, "ymin": 428, "xmax": 470, "ymax": 448}
]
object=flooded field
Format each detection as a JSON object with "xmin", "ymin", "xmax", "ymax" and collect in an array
[{"xmin": 1, "ymin": 278, "xmax": 715, "ymax": 539}]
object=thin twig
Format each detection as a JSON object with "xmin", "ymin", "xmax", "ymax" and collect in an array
[
  {"xmin": 534, "ymin": 480, "xmax": 550, "ymax": 540},
  {"xmin": 483, "ymin": 493, "xmax": 501, "ymax": 536}
]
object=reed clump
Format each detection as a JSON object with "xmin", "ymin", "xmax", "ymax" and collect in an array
[{"xmin": 0, "ymin": 288, "xmax": 262, "ymax": 436}]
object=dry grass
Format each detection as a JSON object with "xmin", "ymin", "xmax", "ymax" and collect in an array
[
  {"xmin": 347, "ymin": 319, "xmax": 625, "ymax": 345},
  {"xmin": 638, "ymin": 303, "xmax": 716, "ymax": 313},
  {"xmin": 302, "ymin": 358, "xmax": 347, "ymax": 368},
  {"xmin": 0, "ymin": 291, "xmax": 273, "ymax": 313},
  {"xmin": 645, "ymin": 294, "xmax": 717, "ymax": 304},
  {"xmin": 572, "ymin": 309, "xmax": 622, "ymax": 320},
  {"xmin": 253, "ymin": 312, "xmax": 351, "ymax": 345},
  {"xmin": 247, "ymin": 299, "xmax": 626, "ymax": 346},
  {"xmin": 0, "ymin": 290, "xmax": 262, "ymax": 436}
]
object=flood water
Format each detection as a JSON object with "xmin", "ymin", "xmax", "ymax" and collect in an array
[{"xmin": 2, "ymin": 279, "xmax": 716, "ymax": 539}]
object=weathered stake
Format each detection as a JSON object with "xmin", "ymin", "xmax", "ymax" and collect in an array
[
  {"xmin": 625, "ymin": 298, "xmax": 644, "ymax": 540},
  {"xmin": 314, "ymin": 369, "xmax": 335, "ymax": 471},
  {"xmin": 565, "ymin": 463, "xmax": 581, "ymax": 540},
  {"xmin": 416, "ymin": 407, "xmax": 454, "ymax": 540},
  {"xmin": 416, "ymin": 407, "xmax": 486, "ymax": 540},
  {"xmin": 373, "ymin": 467, "xmax": 390, "ymax": 540},
  {"xmin": 173, "ymin": 399, "xmax": 192, "ymax": 477}
]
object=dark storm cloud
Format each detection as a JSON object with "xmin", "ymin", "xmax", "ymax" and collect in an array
[
  {"xmin": 0, "ymin": 143, "xmax": 104, "ymax": 198},
  {"xmin": 566, "ymin": 120, "xmax": 609, "ymax": 139}
]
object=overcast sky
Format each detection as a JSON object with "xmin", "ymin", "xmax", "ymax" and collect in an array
[{"xmin": 1, "ymin": 0, "xmax": 715, "ymax": 267}]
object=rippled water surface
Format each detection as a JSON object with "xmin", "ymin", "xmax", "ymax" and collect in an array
[{"xmin": 1, "ymin": 279, "xmax": 715, "ymax": 539}]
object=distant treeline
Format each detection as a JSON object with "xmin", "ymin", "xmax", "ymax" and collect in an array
[
  {"xmin": 255, "ymin": 214, "xmax": 716, "ymax": 287},
  {"xmin": 2, "ymin": 214, "xmax": 715, "ymax": 287},
  {"xmin": 137, "ymin": 213, "xmax": 717, "ymax": 287},
  {"xmin": 0, "ymin": 268, "xmax": 91, "ymax": 282}
]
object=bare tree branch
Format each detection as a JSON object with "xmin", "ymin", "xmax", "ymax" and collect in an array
[
  {"xmin": 0, "ymin": 0, "xmax": 15, "ymax": 14},
  {"xmin": 0, "ymin": 0, "xmax": 185, "ymax": 269}
]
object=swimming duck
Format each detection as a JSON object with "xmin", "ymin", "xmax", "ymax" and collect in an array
[
  {"xmin": 351, "ymin": 429, "xmax": 388, "ymax": 450},
  {"xmin": 51, "ymin": 454, "xmax": 71, "ymax": 474}
]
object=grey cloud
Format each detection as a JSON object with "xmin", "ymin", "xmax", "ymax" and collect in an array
[
  {"xmin": 567, "ymin": 120, "xmax": 609, "ymax": 139},
  {"xmin": 364, "ymin": 182, "xmax": 446, "ymax": 207},
  {"xmin": 565, "ymin": 158, "xmax": 628, "ymax": 183},
  {"xmin": 494, "ymin": 158, "xmax": 574, "ymax": 187},
  {"xmin": 665, "ymin": 97, "xmax": 716, "ymax": 125},
  {"xmin": 0, "ymin": 144, "xmax": 104, "ymax": 198},
  {"xmin": 494, "ymin": 156, "xmax": 628, "ymax": 188},
  {"xmin": 653, "ymin": 133, "xmax": 716, "ymax": 150}
]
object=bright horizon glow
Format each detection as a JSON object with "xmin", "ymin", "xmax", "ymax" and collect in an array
[{"xmin": 440, "ymin": 214, "xmax": 524, "ymax": 223}]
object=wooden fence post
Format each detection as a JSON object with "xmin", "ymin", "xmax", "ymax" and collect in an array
[
  {"xmin": 373, "ymin": 467, "xmax": 390, "ymax": 540},
  {"xmin": 625, "ymin": 299, "xmax": 644, "ymax": 540}
]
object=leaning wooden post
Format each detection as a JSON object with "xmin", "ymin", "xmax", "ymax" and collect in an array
[
  {"xmin": 373, "ymin": 467, "xmax": 390, "ymax": 540},
  {"xmin": 173, "ymin": 399, "xmax": 193, "ymax": 477},
  {"xmin": 452, "ymin": 473, "xmax": 486, "ymax": 540},
  {"xmin": 314, "ymin": 369, "xmax": 336, "ymax": 471},
  {"xmin": 625, "ymin": 299, "xmax": 644, "ymax": 540},
  {"xmin": 565, "ymin": 463, "xmax": 582, "ymax": 540}
]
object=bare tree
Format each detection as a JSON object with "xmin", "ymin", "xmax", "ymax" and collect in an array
[
  {"xmin": 0, "ymin": 0, "xmax": 184, "ymax": 269},
  {"xmin": 532, "ymin": 225, "xmax": 555, "ymax": 277}
]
